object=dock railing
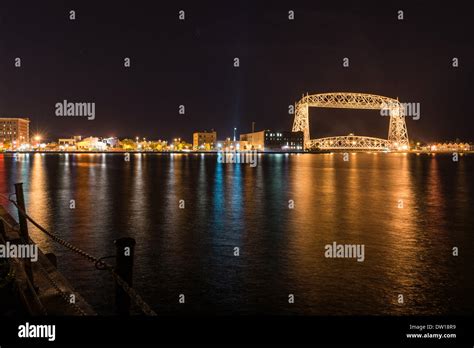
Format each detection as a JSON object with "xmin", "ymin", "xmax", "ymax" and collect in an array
[{"xmin": 0, "ymin": 183, "xmax": 157, "ymax": 316}]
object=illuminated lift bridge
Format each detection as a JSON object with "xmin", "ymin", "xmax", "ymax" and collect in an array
[{"xmin": 292, "ymin": 92, "xmax": 409, "ymax": 151}]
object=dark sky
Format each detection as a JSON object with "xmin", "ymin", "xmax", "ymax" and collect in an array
[{"xmin": 0, "ymin": 0, "xmax": 473, "ymax": 143}]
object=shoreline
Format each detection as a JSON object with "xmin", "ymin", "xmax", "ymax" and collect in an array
[{"xmin": 2, "ymin": 150, "xmax": 473, "ymax": 155}]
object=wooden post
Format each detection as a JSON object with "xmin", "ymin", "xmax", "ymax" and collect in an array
[
  {"xmin": 14, "ymin": 183, "xmax": 34, "ymax": 286},
  {"xmin": 114, "ymin": 237, "xmax": 136, "ymax": 315}
]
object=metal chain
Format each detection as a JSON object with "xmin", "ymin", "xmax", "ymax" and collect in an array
[
  {"xmin": 5, "ymin": 195, "xmax": 157, "ymax": 316},
  {"xmin": 109, "ymin": 271, "xmax": 157, "ymax": 316},
  {"xmin": 37, "ymin": 265, "xmax": 87, "ymax": 316}
]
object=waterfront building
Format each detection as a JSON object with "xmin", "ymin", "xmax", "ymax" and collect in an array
[
  {"xmin": 428, "ymin": 142, "xmax": 471, "ymax": 152},
  {"xmin": 216, "ymin": 138, "xmax": 249, "ymax": 151},
  {"xmin": 58, "ymin": 136, "xmax": 82, "ymax": 149},
  {"xmin": 76, "ymin": 136, "xmax": 105, "ymax": 151},
  {"xmin": 193, "ymin": 130, "xmax": 217, "ymax": 150},
  {"xmin": 101, "ymin": 137, "xmax": 120, "ymax": 148},
  {"xmin": 0, "ymin": 117, "xmax": 30, "ymax": 149},
  {"xmin": 240, "ymin": 130, "xmax": 304, "ymax": 151}
]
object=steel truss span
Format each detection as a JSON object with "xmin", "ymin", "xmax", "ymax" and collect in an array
[
  {"xmin": 291, "ymin": 92, "xmax": 409, "ymax": 151},
  {"xmin": 308, "ymin": 135, "xmax": 390, "ymax": 151}
]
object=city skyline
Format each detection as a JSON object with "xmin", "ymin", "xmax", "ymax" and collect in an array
[
  {"xmin": 1, "ymin": 115, "xmax": 472, "ymax": 153},
  {"xmin": 1, "ymin": 2, "xmax": 473, "ymax": 142}
]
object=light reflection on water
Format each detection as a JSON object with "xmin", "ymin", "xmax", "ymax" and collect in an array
[{"xmin": 0, "ymin": 153, "xmax": 472, "ymax": 315}]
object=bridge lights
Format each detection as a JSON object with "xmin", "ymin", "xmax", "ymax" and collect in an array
[{"xmin": 292, "ymin": 93, "xmax": 409, "ymax": 150}]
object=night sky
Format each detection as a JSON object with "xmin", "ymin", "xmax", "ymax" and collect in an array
[{"xmin": 1, "ymin": 0, "xmax": 472, "ymax": 143}]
